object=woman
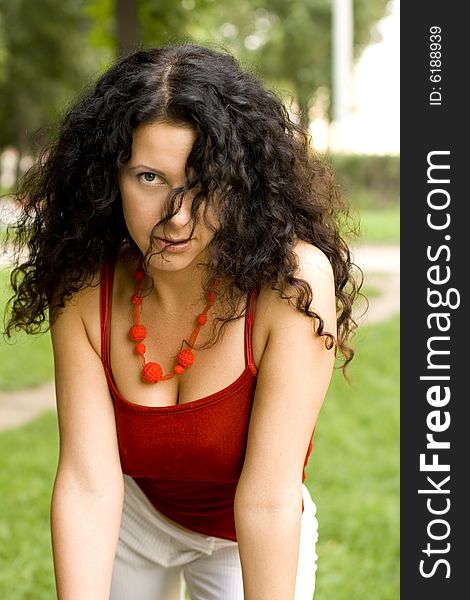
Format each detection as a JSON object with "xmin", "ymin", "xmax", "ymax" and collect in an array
[{"xmin": 5, "ymin": 44, "xmax": 360, "ymax": 599}]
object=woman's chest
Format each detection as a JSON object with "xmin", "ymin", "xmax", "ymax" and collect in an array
[{"xmin": 110, "ymin": 310, "xmax": 254, "ymax": 407}]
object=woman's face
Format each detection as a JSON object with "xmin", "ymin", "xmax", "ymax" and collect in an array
[{"xmin": 119, "ymin": 121, "xmax": 215, "ymax": 272}]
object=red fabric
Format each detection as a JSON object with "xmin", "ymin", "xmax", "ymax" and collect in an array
[{"xmin": 100, "ymin": 260, "xmax": 315, "ymax": 541}]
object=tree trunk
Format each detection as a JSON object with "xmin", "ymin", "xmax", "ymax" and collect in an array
[{"xmin": 115, "ymin": 0, "xmax": 142, "ymax": 58}]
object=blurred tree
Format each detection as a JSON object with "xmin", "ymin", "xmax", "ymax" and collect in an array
[
  {"xmin": 0, "ymin": 0, "xmax": 390, "ymax": 157},
  {"xmin": 0, "ymin": 0, "xmax": 97, "ymax": 158},
  {"xmin": 188, "ymin": 0, "xmax": 391, "ymax": 125},
  {"xmin": 116, "ymin": 0, "xmax": 141, "ymax": 56},
  {"xmin": 80, "ymin": 0, "xmax": 392, "ymax": 126},
  {"xmin": 88, "ymin": 0, "xmax": 216, "ymax": 57},
  {"xmin": 139, "ymin": 0, "xmax": 215, "ymax": 48},
  {"xmin": 109, "ymin": 0, "xmax": 389, "ymax": 125},
  {"xmin": 84, "ymin": 0, "xmax": 116, "ymax": 56}
]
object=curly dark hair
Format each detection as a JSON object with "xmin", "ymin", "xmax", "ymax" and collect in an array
[{"xmin": 4, "ymin": 43, "xmax": 363, "ymax": 371}]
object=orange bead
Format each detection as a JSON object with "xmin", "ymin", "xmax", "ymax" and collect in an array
[
  {"xmin": 132, "ymin": 294, "xmax": 142, "ymax": 305},
  {"xmin": 142, "ymin": 362, "xmax": 163, "ymax": 383},
  {"xmin": 178, "ymin": 348, "xmax": 194, "ymax": 368},
  {"xmin": 197, "ymin": 313, "xmax": 208, "ymax": 325},
  {"xmin": 174, "ymin": 364, "xmax": 185, "ymax": 375},
  {"xmin": 135, "ymin": 269, "xmax": 145, "ymax": 281},
  {"xmin": 130, "ymin": 324, "xmax": 146, "ymax": 341},
  {"xmin": 135, "ymin": 343, "xmax": 146, "ymax": 354}
]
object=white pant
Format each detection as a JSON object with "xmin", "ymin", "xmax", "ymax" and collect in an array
[{"xmin": 110, "ymin": 475, "xmax": 318, "ymax": 600}]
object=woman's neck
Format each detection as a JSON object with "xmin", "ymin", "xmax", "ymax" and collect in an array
[{"xmin": 146, "ymin": 262, "xmax": 210, "ymax": 314}]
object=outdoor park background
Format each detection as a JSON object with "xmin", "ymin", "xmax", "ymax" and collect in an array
[{"xmin": 0, "ymin": 1, "xmax": 400, "ymax": 598}]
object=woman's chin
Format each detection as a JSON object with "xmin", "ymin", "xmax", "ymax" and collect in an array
[{"xmin": 145, "ymin": 246, "xmax": 209, "ymax": 274}]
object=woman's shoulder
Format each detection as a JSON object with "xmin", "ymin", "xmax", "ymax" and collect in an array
[
  {"xmin": 291, "ymin": 238, "xmax": 334, "ymax": 278},
  {"xmin": 49, "ymin": 267, "xmax": 103, "ymax": 358},
  {"xmin": 255, "ymin": 239, "xmax": 335, "ymax": 335},
  {"xmin": 60, "ymin": 250, "xmax": 135, "ymax": 312},
  {"xmin": 71, "ymin": 251, "xmax": 138, "ymax": 355},
  {"xmin": 258, "ymin": 239, "xmax": 334, "ymax": 301}
]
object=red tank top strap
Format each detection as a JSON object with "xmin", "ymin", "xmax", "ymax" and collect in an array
[
  {"xmin": 100, "ymin": 260, "xmax": 115, "ymax": 371},
  {"xmin": 244, "ymin": 287, "xmax": 260, "ymax": 376}
]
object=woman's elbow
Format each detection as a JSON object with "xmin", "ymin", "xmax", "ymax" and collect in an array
[{"xmin": 234, "ymin": 480, "xmax": 303, "ymax": 514}]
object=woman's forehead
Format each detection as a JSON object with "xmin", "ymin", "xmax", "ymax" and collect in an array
[{"xmin": 130, "ymin": 122, "xmax": 196, "ymax": 175}]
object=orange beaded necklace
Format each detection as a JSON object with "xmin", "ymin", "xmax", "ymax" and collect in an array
[{"xmin": 129, "ymin": 259, "xmax": 220, "ymax": 384}]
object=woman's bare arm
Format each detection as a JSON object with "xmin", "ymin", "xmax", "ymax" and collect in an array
[
  {"xmin": 50, "ymin": 291, "xmax": 124, "ymax": 600},
  {"xmin": 234, "ymin": 241, "xmax": 337, "ymax": 600}
]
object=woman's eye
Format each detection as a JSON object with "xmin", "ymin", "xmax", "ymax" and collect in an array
[{"xmin": 138, "ymin": 172, "xmax": 165, "ymax": 185}]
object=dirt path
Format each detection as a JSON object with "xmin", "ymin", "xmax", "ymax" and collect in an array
[
  {"xmin": 0, "ymin": 244, "xmax": 399, "ymax": 431},
  {"xmin": 351, "ymin": 243, "xmax": 400, "ymax": 325},
  {"xmin": 0, "ymin": 381, "xmax": 56, "ymax": 431}
]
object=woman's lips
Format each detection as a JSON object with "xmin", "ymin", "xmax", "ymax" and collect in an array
[{"xmin": 155, "ymin": 237, "xmax": 192, "ymax": 253}]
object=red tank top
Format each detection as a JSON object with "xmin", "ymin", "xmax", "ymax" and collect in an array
[{"xmin": 100, "ymin": 260, "xmax": 314, "ymax": 541}]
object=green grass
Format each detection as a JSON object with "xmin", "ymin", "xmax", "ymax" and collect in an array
[
  {"xmin": 0, "ymin": 413, "xmax": 58, "ymax": 599},
  {"xmin": 0, "ymin": 269, "xmax": 54, "ymax": 391},
  {"xmin": 307, "ymin": 315, "xmax": 400, "ymax": 600},
  {"xmin": 356, "ymin": 206, "xmax": 400, "ymax": 243},
  {"xmin": 340, "ymin": 205, "xmax": 399, "ymax": 246},
  {"xmin": 0, "ymin": 315, "xmax": 399, "ymax": 599},
  {"xmin": 361, "ymin": 283, "xmax": 380, "ymax": 299}
]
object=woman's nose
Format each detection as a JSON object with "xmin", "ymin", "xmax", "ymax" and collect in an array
[{"xmin": 167, "ymin": 193, "xmax": 193, "ymax": 227}]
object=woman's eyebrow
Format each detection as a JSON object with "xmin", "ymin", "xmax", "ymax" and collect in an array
[{"xmin": 128, "ymin": 164, "xmax": 167, "ymax": 175}]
